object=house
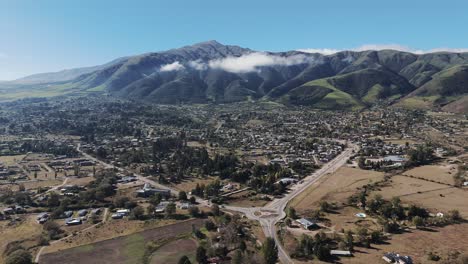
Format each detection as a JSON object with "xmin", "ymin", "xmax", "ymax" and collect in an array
[
  {"xmin": 330, "ymin": 250, "xmax": 352, "ymax": 256},
  {"xmin": 296, "ymin": 218, "xmax": 319, "ymax": 230},
  {"xmin": 116, "ymin": 209, "xmax": 130, "ymax": 216},
  {"xmin": 155, "ymin": 202, "xmax": 169, "ymax": 213},
  {"xmin": 383, "ymin": 252, "xmax": 413, "ymax": 264},
  {"xmin": 275, "ymin": 178, "xmax": 297, "ymax": 185},
  {"xmin": 178, "ymin": 203, "xmax": 192, "ymax": 209},
  {"xmin": 135, "ymin": 183, "xmax": 171, "ymax": 198},
  {"xmin": 62, "ymin": 211, "xmax": 73, "ymax": 218},
  {"xmin": 37, "ymin": 212, "xmax": 49, "ymax": 220},
  {"xmin": 3, "ymin": 208, "xmax": 15, "ymax": 215}
]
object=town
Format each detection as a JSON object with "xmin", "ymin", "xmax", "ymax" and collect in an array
[{"xmin": 0, "ymin": 96, "xmax": 467, "ymax": 264}]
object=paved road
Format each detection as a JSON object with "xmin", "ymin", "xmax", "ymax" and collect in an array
[
  {"xmin": 76, "ymin": 144, "xmax": 213, "ymax": 207},
  {"xmin": 226, "ymin": 144, "xmax": 357, "ymax": 263},
  {"xmin": 77, "ymin": 142, "xmax": 356, "ymax": 263}
]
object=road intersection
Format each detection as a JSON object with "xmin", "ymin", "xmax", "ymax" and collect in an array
[{"xmin": 76, "ymin": 142, "xmax": 357, "ymax": 263}]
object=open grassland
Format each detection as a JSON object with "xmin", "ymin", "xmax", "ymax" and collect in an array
[
  {"xmin": 290, "ymin": 167, "xmax": 384, "ymax": 214},
  {"xmin": 41, "ymin": 219, "xmax": 205, "ymax": 264}
]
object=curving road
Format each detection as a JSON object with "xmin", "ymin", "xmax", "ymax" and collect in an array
[
  {"xmin": 226, "ymin": 144, "xmax": 357, "ymax": 263},
  {"xmin": 77, "ymin": 142, "xmax": 356, "ymax": 263}
]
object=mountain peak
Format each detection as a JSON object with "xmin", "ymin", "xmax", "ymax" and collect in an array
[{"xmin": 193, "ymin": 40, "xmax": 224, "ymax": 47}]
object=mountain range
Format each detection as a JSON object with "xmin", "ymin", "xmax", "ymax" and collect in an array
[{"xmin": 1, "ymin": 40, "xmax": 467, "ymax": 113}]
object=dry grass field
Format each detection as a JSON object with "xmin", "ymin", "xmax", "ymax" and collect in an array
[
  {"xmin": 403, "ymin": 164, "xmax": 458, "ymax": 185},
  {"xmin": 376, "ymin": 175, "xmax": 468, "ymax": 217},
  {"xmin": 0, "ymin": 215, "xmax": 43, "ymax": 263},
  {"xmin": 0, "ymin": 154, "xmax": 26, "ymax": 165},
  {"xmin": 7, "ymin": 179, "xmax": 63, "ymax": 191},
  {"xmin": 173, "ymin": 176, "xmax": 217, "ymax": 193},
  {"xmin": 341, "ymin": 223, "xmax": 468, "ymax": 264},
  {"xmin": 225, "ymin": 190, "xmax": 270, "ymax": 207},
  {"xmin": 290, "ymin": 167, "xmax": 384, "ymax": 215},
  {"xmin": 323, "ymin": 206, "xmax": 381, "ymax": 232}
]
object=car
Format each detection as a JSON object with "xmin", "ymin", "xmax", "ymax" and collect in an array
[{"xmin": 65, "ymin": 218, "xmax": 82, "ymax": 226}]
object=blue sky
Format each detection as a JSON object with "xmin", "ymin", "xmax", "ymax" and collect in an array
[{"xmin": 1, "ymin": 0, "xmax": 467, "ymax": 80}]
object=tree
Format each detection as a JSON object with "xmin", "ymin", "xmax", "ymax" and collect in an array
[
  {"xmin": 131, "ymin": 206, "xmax": 145, "ymax": 220},
  {"xmin": 179, "ymin": 191, "xmax": 188, "ymax": 201},
  {"xmin": 211, "ymin": 204, "xmax": 221, "ymax": 216},
  {"xmin": 178, "ymin": 255, "xmax": 192, "ymax": 264},
  {"xmin": 47, "ymin": 192, "xmax": 60, "ymax": 208},
  {"xmin": 5, "ymin": 249, "xmax": 32, "ymax": 264},
  {"xmin": 196, "ymin": 246, "xmax": 207, "ymax": 264},
  {"xmin": 239, "ymin": 240, "xmax": 247, "ymax": 252},
  {"xmin": 205, "ymin": 220, "xmax": 216, "ymax": 231},
  {"xmin": 188, "ymin": 206, "xmax": 200, "ymax": 217},
  {"xmin": 319, "ymin": 201, "xmax": 331, "ymax": 212},
  {"xmin": 189, "ymin": 196, "xmax": 196, "ymax": 204},
  {"xmin": 370, "ymin": 230, "xmax": 384, "ymax": 244},
  {"xmin": 357, "ymin": 227, "xmax": 370, "ymax": 248},
  {"xmin": 344, "ymin": 231, "xmax": 354, "ymax": 251},
  {"xmin": 448, "ymin": 210, "xmax": 462, "ymax": 222},
  {"xmin": 287, "ymin": 207, "xmax": 297, "ymax": 219},
  {"xmin": 43, "ymin": 221, "xmax": 63, "ymax": 240},
  {"xmin": 165, "ymin": 202, "xmax": 176, "ymax": 218},
  {"xmin": 261, "ymin": 237, "xmax": 278, "ymax": 264},
  {"xmin": 413, "ymin": 216, "xmax": 424, "ymax": 228},
  {"xmin": 149, "ymin": 194, "xmax": 162, "ymax": 206},
  {"xmin": 358, "ymin": 156, "xmax": 366, "ymax": 169},
  {"xmin": 231, "ymin": 250, "xmax": 243, "ymax": 264},
  {"xmin": 147, "ymin": 204, "xmax": 156, "ymax": 217}
]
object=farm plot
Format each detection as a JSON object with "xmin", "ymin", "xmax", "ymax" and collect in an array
[
  {"xmin": 150, "ymin": 238, "xmax": 198, "ymax": 264},
  {"xmin": 40, "ymin": 219, "xmax": 205, "ymax": 264}
]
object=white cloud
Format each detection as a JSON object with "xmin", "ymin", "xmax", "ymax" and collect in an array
[
  {"xmin": 296, "ymin": 48, "xmax": 342, "ymax": 55},
  {"xmin": 159, "ymin": 61, "xmax": 185, "ymax": 72},
  {"xmin": 188, "ymin": 60, "xmax": 208, "ymax": 71},
  {"xmin": 207, "ymin": 52, "xmax": 315, "ymax": 73},
  {"xmin": 298, "ymin": 44, "xmax": 468, "ymax": 55}
]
